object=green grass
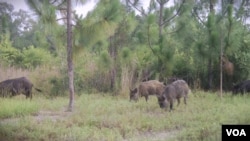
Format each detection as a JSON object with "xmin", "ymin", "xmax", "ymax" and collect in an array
[
  {"xmin": 0, "ymin": 92, "xmax": 250, "ymax": 141},
  {"xmin": 0, "ymin": 96, "xmax": 67, "ymax": 118},
  {"xmin": 0, "ymin": 97, "xmax": 39, "ymax": 118}
]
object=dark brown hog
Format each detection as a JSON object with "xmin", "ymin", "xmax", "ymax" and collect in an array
[
  {"xmin": 130, "ymin": 80, "xmax": 165, "ymax": 102},
  {"xmin": 157, "ymin": 80, "xmax": 190, "ymax": 111},
  {"xmin": 0, "ymin": 77, "xmax": 42, "ymax": 99}
]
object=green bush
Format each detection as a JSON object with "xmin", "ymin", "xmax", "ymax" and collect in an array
[
  {"xmin": 22, "ymin": 46, "xmax": 53, "ymax": 69},
  {"xmin": 0, "ymin": 34, "xmax": 23, "ymax": 66},
  {"xmin": 49, "ymin": 76, "xmax": 68, "ymax": 97},
  {"xmin": 83, "ymin": 71, "xmax": 111, "ymax": 93},
  {"xmin": 0, "ymin": 37, "xmax": 53, "ymax": 69}
]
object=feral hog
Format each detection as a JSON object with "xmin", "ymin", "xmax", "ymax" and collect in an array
[
  {"xmin": 0, "ymin": 79, "xmax": 14, "ymax": 97},
  {"xmin": 130, "ymin": 80, "xmax": 165, "ymax": 102},
  {"xmin": 0, "ymin": 77, "xmax": 42, "ymax": 99},
  {"xmin": 157, "ymin": 80, "xmax": 190, "ymax": 111},
  {"xmin": 232, "ymin": 80, "xmax": 250, "ymax": 95}
]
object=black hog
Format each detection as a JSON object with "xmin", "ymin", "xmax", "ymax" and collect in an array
[
  {"xmin": 130, "ymin": 80, "xmax": 165, "ymax": 102},
  {"xmin": 232, "ymin": 80, "xmax": 250, "ymax": 95},
  {"xmin": 0, "ymin": 79, "xmax": 14, "ymax": 97},
  {"xmin": 0, "ymin": 77, "xmax": 41, "ymax": 99},
  {"xmin": 157, "ymin": 80, "xmax": 190, "ymax": 111}
]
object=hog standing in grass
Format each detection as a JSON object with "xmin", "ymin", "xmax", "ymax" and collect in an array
[
  {"xmin": 232, "ymin": 80, "xmax": 250, "ymax": 95},
  {"xmin": 0, "ymin": 77, "xmax": 41, "ymax": 99},
  {"xmin": 130, "ymin": 80, "xmax": 165, "ymax": 102},
  {"xmin": 157, "ymin": 80, "xmax": 190, "ymax": 111},
  {"xmin": 0, "ymin": 79, "xmax": 14, "ymax": 97}
]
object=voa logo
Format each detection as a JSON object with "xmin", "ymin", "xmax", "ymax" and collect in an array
[{"xmin": 226, "ymin": 129, "xmax": 246, "ymax": 136}]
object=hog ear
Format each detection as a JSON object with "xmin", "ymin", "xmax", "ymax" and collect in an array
[
  {"xmin": 130, "ymin": 88, "xmax": 137, "ymax": 93},
  {"xmin": 134, "ymin": 88, "xmax": 138, "ymax": 93}
]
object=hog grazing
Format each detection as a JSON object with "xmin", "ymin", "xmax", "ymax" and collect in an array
[
  {"xmin": 157, "ymin": 80, "xmax": 190, "ymax": 111},
  {"xmin": 0, "ymin": 77, "xmax": 42, "ymax": 99},
  {"xmin": 130, "ymin": 80, "xmax": 165, "ymax": 102}
]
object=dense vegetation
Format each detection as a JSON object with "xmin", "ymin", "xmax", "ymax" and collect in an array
[{"xmin": 0, "ymin": 0, "xmax": 250, "ymax": 96}]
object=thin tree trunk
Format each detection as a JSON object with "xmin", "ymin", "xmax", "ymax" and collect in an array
[
  {"xmin": 157, "ymin": 0, "xmax": 165, "ymax": 81},
  {"xmin": 220, "ymin": 29, "xmax": 223, "ymax": 99},
  {"xmin": 158, "ymin": 0, "xmax": 164, "ymax": 38},
  {"xmin": 66, "ymin": 0, "xmax": 74, "ymax": 112},
  {"xmin": 207, "ymin": 0, "xmax": 215, "ymax": 90},
  {"xmin": 109, "ymin": 36, "xmax": 117, "ymax": 93},
  {"xmin": 207, "ymin": 59, "xmax": 213, "ymax": 89}
]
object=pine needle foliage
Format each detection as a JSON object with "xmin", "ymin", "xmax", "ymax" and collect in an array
[{"xmin": 75, "ymin": 0, "xmax": 123, "ymax": 51}]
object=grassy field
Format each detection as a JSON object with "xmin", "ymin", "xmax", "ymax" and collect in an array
[{"xmin": 0, "ymin": 91, "xmax": 250, "ymax": 141}]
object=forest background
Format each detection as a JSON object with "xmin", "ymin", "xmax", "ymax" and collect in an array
[{"xmin": 1, "ymin": 0, "xmax": 250, "ymax": 98}]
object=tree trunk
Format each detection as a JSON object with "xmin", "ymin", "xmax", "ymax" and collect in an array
[
  {"xmin": 207, "ymin": 58, "xmax": 213, "ymax": 89},
  {"xmin": 157, "ymin": 0, "xmax": 165, "ymax": 81},
  {"xmin": 158, "ymin": 0, "xmax": 164, "ymax": 38},
  {"xmin": 109, "ymin": 36, "xmax": 117, "ymax": 93},
  {"xmin": 220, "ymin": 30, "xmax": 223, "ymax": 98},
  {"xmin": 207, "ymin": 0, "xmax": 215, "ymax": 90},
  {"xmin": 66, "ymin": 0, "xmax": 74, "ymax": 112}
]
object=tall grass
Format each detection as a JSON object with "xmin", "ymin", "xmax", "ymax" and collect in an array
[
  {"xmin": 0, "ymin": 64, "xmax": 62, "ymax": 97},
  {"xmin": 0, "ymin": 92, "xmax": 250, "ymax": 141},
  {"xmin": 0, "ymin": 64, "xmax": 30, "ymax": 81}
]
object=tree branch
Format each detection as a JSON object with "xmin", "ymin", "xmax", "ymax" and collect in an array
[
  {"xmin": 166, "ymin": 26, "xmax": 183, "ymax": 35},
  {"xmin": 25, "ymin": 0, "xmax": 42, "ymax": 16},
  {"xmin": 51, "ymin": 0, "xmax": 57, "ymax": 5},
  {"xmin": 191, "ymin": 9, "xmax": 206, "ymax": 26},
  {"xmin": 161, "ymin": 0, "xmax": 185, "ymax": 26},
  {"xmin": 147, "ymin": 24, "xmax": 162, "ymax": 61},
  {"xmin": 56, "ymin": 0, "xmax": 67, "ymax": 8},
  {"xmin": 56, "ymin": 17, "xmax": 67, "ymax": 21},
  {"xmin": 58, "ymin": 8, "xmax": 67, "ymax": 11},
  {"xmin": 127, "ymin": 0, "xmax": 147, "ymax": 16}
]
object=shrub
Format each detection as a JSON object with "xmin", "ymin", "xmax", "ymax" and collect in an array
[
  {"xmin": 0, "ymin": 37, "xmax": 53, "ymax": 69},
  {"xmin": 22, "ymin": 46, "xmax": 53, "ymax": 69},
  {"xmin": 49, "ymin": 76, "xmax": 67, "ymax": 97},
  {"xmin": 0, "ymin": 34, "xmax": 23, "ymax": 67}
]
